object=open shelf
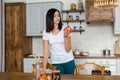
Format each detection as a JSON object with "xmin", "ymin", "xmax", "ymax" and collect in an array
[
  {"xmin": 63, "ymin": 20, "xmax": 84, "ymax": 23},
  {"xmin": 62, "ymin": 9, "xmax": 85, "ymax": 34},
  {"xmin": 62, "ymin": 9, "xmax": 84, "ymax": 13},
  {"xmin": 72, "ymin": 29, "xmax": 85, "ymax": 32}
]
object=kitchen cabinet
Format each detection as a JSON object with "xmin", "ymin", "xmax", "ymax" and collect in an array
[
  {"xmin": 23, "ymin": 58, "xmax": 35, "ymax": 72},
  {"xmin": 26, "ymin": 1, "xmax": 63, "ymax": 36},
  {"xmin": 85, "ymin": 0, "xmax": 114, "ymax": 23},
  {"xmin": 75, "ymin": 59, "xmax": 87, "ymax": 74},
  {"xmin": 26, "ymin": 3, "xmax": 43, "ymax": 36},
  {"xmin": 62, "ymin": 10, "xmax": 85, "ymax": 33},
  {"xmin": 24, "ymin": 58, "xmax": 86, "ymax": 74},
  {"xmin": 75, "ymin": 59, "xmax": 116, "ymax": 75},
  {"xmin": 114, "ymin": 6, "xmax": 120, "ymax": 34},
  {"xmin": 116, "ymin": 59, "xmax": 120, "ymax": 75},
  {"xmin": 86, "ymin": 59, "xmax": 116, "ymax": 75},
  {"xmin": 5, "ymin": 3, "xmax": 32, "ymax": 72},
  {"xmin": 75, "ymin": 54, "xmax": 120, "ymax": 75},
  {"xmin": 23, "ymin": 58, "xmax": 51, "ymax": 73}
]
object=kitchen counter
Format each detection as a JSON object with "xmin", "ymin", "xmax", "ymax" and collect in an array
[
  {"xmin": 24, "ymin": 54, "xmax": 120, "ymax": 59},
  {"xmin": 74, "ymin": 54, "xmax": 120, "ymax": 59},
  {"xmin": 23, "ymin": 54, "xmax": 120, "ymax": 75}
]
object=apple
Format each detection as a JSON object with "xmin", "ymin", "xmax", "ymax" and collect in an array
[
  {"xmin": 64, "ymin": 26, "xmax": 72, "ymax": 33},
  {"xmin": 38, "ymin": 74, "xmax": 52, "ymax": 80},
  {"xmin": 38, "ymin": 77, "xmax": 45, "ymax": 80},
  {"xmin": 38, "ymin": 75, "xmax": 46, "ymax": 80},
  {"xmin": 47, "ymin": 75, "xmax": 52, "ymax": 80}
]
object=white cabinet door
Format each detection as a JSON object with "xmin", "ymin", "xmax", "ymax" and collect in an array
[
  {"xmin": 23, "ymin": 58, "xmax": 51, "ymax": 73},
  {"xmin": 114, "ymin": 6, "xmax": 120, "ymax": 34},
  {"xmin": 75, "ymin": 59, "xmax": 87, "ymax": 74},
  {"xmin": 42, "ymin": 2, "xmax": 63, "ymax": 32},
  {"xmin": 116, "ymin": 59, "xmax": 120, "ymax": 75},
  {"xmin": 87, "ymin": 59, "xmax": 117, "ymax": 75},
  {"xmin": 26, "ymin": 2, "xmax": 63, "ymax": 36},
  {"xmin": 26, "ymin": 3, "xmax": 43, "ymax": 36},
  {"xmin": 23, "ymin": 58, "xmax": 35, "ymax": 72}
]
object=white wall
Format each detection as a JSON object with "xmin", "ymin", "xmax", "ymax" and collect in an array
[
  {"xmin": 0, "ymin": 0, "xmax": 5, "ymax": 72},
  {"xmin": 4, "ymin": 0, "xmax": 120, "ymax": 55},
  {"xmin": 4, "ymin": 0, "xmax": 26, "ymax": 3},
  {"xmin": 31, "ymin": 0, "xmax": 120, "ymax": 55},
  {"xmin": 0, "ymin": 0, "xmax": 1, "ymax": 47}
]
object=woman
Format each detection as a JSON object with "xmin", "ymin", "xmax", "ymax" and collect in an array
[{"xmin": 42, "ymin": 8, "xmax": 75, "ymax": 74}]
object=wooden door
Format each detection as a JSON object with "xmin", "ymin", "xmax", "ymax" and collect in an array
[
  {"xmin": 5, "ymin": 3, "xmax": 32, "ymax": 72},
  {"xmin": 5, "ymin": 3, "xmax": 25, "ymax": 48}
]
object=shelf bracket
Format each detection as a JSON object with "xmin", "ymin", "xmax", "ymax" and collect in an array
[
  {"xmin": 80, "ymin": 21, "xmax": 82, "ymax": 24},
  {"xmin": 67, "ymin": 22, "xmax": 69, "ymax": 26}
]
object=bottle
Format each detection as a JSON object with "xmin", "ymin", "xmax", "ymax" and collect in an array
[
  {"xmin": 34, "ymin": 56, "xmax": 41, "ymax": 80},
  {"xmin": 52, "ymin": 70, "xmax": 61, "ymax": 80},
  {"xmin": 36, "ymin": 62, "xmax": 40, "ymax": 80},
  {"xmin": 79, "ymin": 26, "xmax": 82, "ymax": 30}
]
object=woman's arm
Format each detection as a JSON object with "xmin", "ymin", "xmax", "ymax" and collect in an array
[
  {"xmin": 64, "ymin": 30, "xmax": 71, "ymax": 52},
  {"xmin": 42, "ymin": 40, "xmax": 49, "ymax": 74}
]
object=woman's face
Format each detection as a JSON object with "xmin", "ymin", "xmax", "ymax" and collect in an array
[{"xmin": 53, "ymin": 11, "xmax": 60, "ymax": 25}]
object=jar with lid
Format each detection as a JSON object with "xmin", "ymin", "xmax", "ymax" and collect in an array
[
  {"xmin": 76, "ymin": 16, "xmax": 79, "ymax": 20},
  {"xmin": 78, "ymin": 0, "xmax": 83, "ymax": 10}
]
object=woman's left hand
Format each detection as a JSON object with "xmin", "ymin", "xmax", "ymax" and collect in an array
[{"xmin": 64, "ymin": 29, "xmax": 71, "ymax": 37}]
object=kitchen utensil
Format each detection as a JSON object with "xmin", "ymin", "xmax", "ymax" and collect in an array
[
  {"xmin": 80, "ymin": 51, "xmax": 89, "ymax": 56},
  {"xmin": 102, "ymin": 49, "xmax": 111, "ymax": 55},
  {"xmin": 73, "ymin": 49, "xmax": 80, "ymax": 55},
  {"xmin": 104, "ymin": 70, "xmax": 111, "ymax": 75}
]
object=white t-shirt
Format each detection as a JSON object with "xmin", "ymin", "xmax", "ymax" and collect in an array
[{"xmin": 42, "ymin": 27, "xmax": 74, "ymax": 64}]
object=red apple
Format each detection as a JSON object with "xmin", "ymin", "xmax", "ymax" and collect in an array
[
  {"xmin": 47, "ymin": 75, "xmax": 52, "ymax": 80},
  {"xmin": 64, "ymin": 26, "xmax": 72, "ymax": 33},
  {"xmin": 38, "ymin": 75, "xmax": 46, "ymax": 80},
  {"xmin": 38, "ymin": 77, "xmax": 45, "ymax": 80},
  {"xmin": 38, "ymin": 74, "xmax": 52, "ymax": 80}
]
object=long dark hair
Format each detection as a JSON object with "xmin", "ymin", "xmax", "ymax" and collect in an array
[{"xmin": 46, "ymin": 8, "xmax": 62, "ymax": 32}]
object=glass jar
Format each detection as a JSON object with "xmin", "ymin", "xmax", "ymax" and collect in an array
[
  {"xmin": 78, "ymin": 1, "xmax": 83, "ymax": 10},
  {"xmin": 76, "ymin": 16, "xmax": 79, "ymax": 20}
]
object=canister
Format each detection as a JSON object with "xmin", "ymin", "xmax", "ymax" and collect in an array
[{"xmin": 114, "ymin": 39, "xmax": 120, "ymax": 54}]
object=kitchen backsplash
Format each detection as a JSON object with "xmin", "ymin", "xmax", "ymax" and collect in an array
[{"xmin": 33, "ymin": 22, "xmax": 119, "ymax": 56}]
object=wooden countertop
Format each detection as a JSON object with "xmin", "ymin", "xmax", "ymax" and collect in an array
[
  {"xmin": 74, "ymin": 54, "xmax": 120, "ymax": 59},
  {"xmin": 24, "ymin": 54, "xmax": 120, "ymax": 59},
  {"xmin": 0, "ymin": 72, "xmax": 120, "ymax": 80}
]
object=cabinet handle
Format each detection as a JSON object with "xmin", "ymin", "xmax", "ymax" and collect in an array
[
  {"xmin": 105, "ymin": 66, "xmax": 109, "ymax": 68},
  {"xmin": 40, "ymin": 31, "xmax": 43, "ymax": 33}
]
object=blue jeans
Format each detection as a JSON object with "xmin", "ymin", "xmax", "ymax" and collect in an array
[{"xmin": 52, "ymin": 59, "xmax": 75, "ymax": 74}]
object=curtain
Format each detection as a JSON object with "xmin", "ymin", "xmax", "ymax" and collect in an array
[{"xmin": 0, "ymin": 0, "xmax": 5, "ymax": 72}]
